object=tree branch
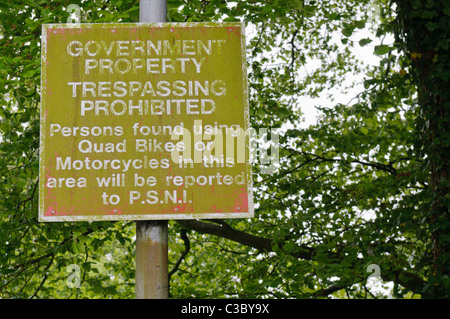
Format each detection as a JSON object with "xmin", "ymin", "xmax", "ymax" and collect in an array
[
  {"xmin": 177, "ymin": 219, "xmax": 426, "ymax": 296},
  {"xmin": 177, "ymin": 219, "xmax": 317, "ymax": 260},
  {"xmin": 177, "ymin": 219, "xmax": 272, "ymax": 252},
  {"xmin": 169, "ymin": 229, "xmax": 191, "ymax": 281}
]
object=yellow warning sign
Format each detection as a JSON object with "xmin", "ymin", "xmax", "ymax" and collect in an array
[{"xmin": 39, "ymin": 22, "xmax": 253, "ymax": 222}]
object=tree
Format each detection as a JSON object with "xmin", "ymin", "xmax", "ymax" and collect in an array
[
  {"xmin": 0, "ymin": 0, "xmax": 448, "ymax": 299},
  {"xmin": 393, "ymin": 0, "xmax": 450, "ymax": 298}
]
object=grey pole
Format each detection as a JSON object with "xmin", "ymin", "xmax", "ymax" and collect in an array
[
  {"xmin": 135, "ymin": 220, "xmax": 169, "ymax": 299},
  {"xmin": 136, "ymin": 0, "xmax": 169, "ymax": 299},
  {"xmin": 139, "ymin": 0, "xmax": 167, "ymax": 23}
]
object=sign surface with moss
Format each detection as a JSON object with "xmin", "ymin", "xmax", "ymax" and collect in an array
[{"xmin": 39, "ymin": 22, "xmax": 253, "ymax": 222}]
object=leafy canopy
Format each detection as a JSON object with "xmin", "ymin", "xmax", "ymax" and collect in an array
[{"xmin": 0, "ymin": 0, "xmax": 448, "ymax": 299}]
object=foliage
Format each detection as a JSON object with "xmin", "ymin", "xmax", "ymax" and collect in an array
[
  {"xmin": 0, "ymin": 0, "xmax": 448, "ymax": 299},
  {"xmin": 0, "ymin": 0, "xmax": 139, "ymax": 299}
]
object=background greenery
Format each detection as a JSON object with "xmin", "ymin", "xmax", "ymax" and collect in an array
[{"xmin": 0, "ymin": 0, "xmax": 448, "ymax": 298}]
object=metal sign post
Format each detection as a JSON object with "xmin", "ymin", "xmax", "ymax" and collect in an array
[
  {"xmin": 135, "ymin": 219, "xmax": 168, "ymax": 299},
  {"xmin": 136, "ymin": 0, "xmax": 169, "ymax": 299},
  {"xmin": 39, "ymin": 0, "xmax": 252, "ymax": 300}
]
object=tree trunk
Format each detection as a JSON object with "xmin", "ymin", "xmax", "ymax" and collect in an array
[{"xmin": 395, "ymin": 0, "xmax": 450, "ymax": 298}]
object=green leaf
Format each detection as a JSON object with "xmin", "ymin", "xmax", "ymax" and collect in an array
[
  {"xmin": 355, "ymin": 20, "xmax": 366, "ymax": 29},
  {"xmin": 358, "ymin": 38, "xmax": 372, "ymax": 47},
  {"xmin": 374, "ymin": 44, "xmax": 392, "ymax": 55},
  {"xmin": 329, "ymin": 12, "xmax": 340, "ymax": 20},
  {"xmin": 360, "ymin": 127, "xmax": 368, "ymax": 135},
  {"xmin": 444, "ymin": 7, "xmax": 450, "ymax": 16},
  {"xmin": 342, "ymin": 27, "xmax": 354, "ymax": 37},
  {"xmin": 278, "ymin": 108, "xmax": 291, "ymax": 118}
]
